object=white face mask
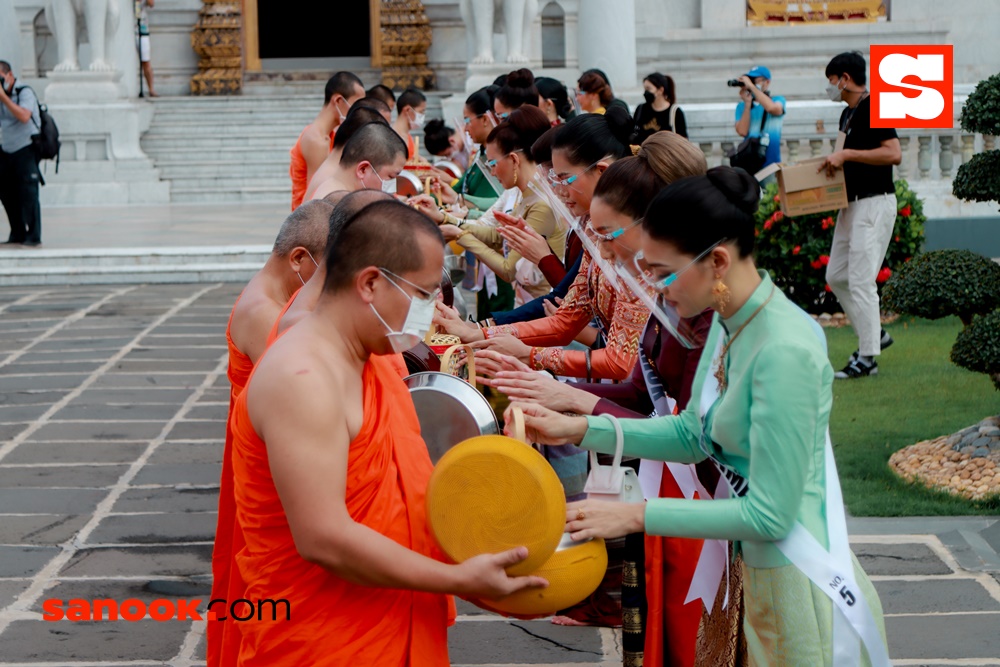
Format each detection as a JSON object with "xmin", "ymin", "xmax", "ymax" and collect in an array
[
  {"xmin": 370, "ymin": 269, "xmax": 437, "ymax": 353},
  {"xmin": 826, "ymin": 78, "xmax": 845, "ymax": 102},
  {"xmin": 366, "ymin": 167, "xmax": 397, "ymax": 195},
  {"xmin": 411, "ymin": 110, "xmax": 426, "ymax": 130}
]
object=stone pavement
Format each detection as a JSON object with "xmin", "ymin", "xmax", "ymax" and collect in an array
[{"xmin": 0, "ymin": 282, "xmax": 999, "ymax": 666}]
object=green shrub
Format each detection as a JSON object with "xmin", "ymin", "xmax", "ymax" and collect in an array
[
  {"xmin": 953, "ymin": 151, "xmax": 1000, "ymax": 205},
  {"xmin": 959, "ymin": 72, "xmax": 1000, "ymax": 136},
  {"xmin": 882, "ymin": 249, "xmax": 1000, "ymax": 326},
  {"xmin": 951, "ymin": 309, "xmax": 1000, "ymax": 391},
  {"xmin": 754, "ymin": 179, "xmax": 925, "ymax": 313},
  {"xmin": 954, "ymin": 72, "xmax": 1000, "ymax": 208}
]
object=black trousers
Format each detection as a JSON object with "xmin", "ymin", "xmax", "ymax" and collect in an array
[{"xmin": 0, "ymin": 145, "xmax": 42, "ymax": 244}]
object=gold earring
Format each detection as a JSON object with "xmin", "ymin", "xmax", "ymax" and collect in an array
[
  {"xmin": 712, "ymin": 274, "xmax": 731, "ymax": 311},
  {"xmin": 512, "ymin": 167, "xmax": 518, "ymax": 188}
]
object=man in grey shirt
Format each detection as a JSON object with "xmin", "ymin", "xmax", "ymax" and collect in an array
[{"xmin": 0, "ymin": 60, "xmax": 42, "ymax": 246}]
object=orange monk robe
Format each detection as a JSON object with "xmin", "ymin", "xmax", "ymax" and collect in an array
[
  {"xmin": 208, "ymin": 292, "xmax": 256, "ymax": 667},
  {"xmin": 290, "ymin": 129, "xmax": 336, "ymax": 210},
  {"xmin": 230, "ymin": 354, "xmax": 452, "ymax": 666}
]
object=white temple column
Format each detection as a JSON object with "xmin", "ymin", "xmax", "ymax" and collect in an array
[
  {"xmin": 577, "ymin": 0, "xmax": 637, "ymax": 91},
  {"xmin": 0, "ymin": 0, "xmax": 21, "ymax": 75}
]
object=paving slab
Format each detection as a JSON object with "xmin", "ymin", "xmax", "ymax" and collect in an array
[
  {"xmin": 94, "ymin": 373, "xmax": 207, "ymax": 389},
  {"xmin": 448, "ymin": 620, "xmax": 605, "ymax": 664},
  {"xmin": 30, "ymin": 420, "xmax": 166, "ymax": 441},
  {"xmin": 56, "ymin": 403, "xmax": 182, "ymax": 421},
  {"xmin": 68, "ymin": 388, "xmax": 196, "ymax": 406},
  {"xmin": 0, "ymin": 515, "xmax": 91, "ymax": 545},
  {"xmin": 886, "ymin": 613, "xmax": 1000, "ymax": 659},
  {"xmin": 2, "ymin": 361, "xmax": 107, "ymax": 375},
  {"xmin": 112, "ymin": 359, "xmax": 219, "ymax": 373},
  {"xmin": 112, "ymin": 487, "xmax": 219, "ymax": 514},
  {"xmin": 0, "ymin": 488, "xmax": 106, "ymax": 514},
  {"xmin": 0, "ymin": 464, "xmax": 128, "ymax": 489},
  {"xmin": 165, "ymin": 421, "xmax": 225, "ymax": 441},
  {"xmin": 0, "ymin": 403, "xmax": 54, "ymax": 422},
  {"xmin": 185, "ymin": 405, "xmax": 228, "ymax": 421},
  {"xmin": 0, "ymin": 580, "xmax": 31, "ymax": 608},
  {"xmin": 0, "ymin": 422, "xmax": 29, "ymax": 441},
  {"xmin": 0, "ymin": 374, "xmax": 87, "ymax": 391},
  {"xmin": 59, "ymin": 545, "xmax": 212, "ymax": 577},
  {"xmin": 0, "ymin": 546, "xmax": 60, "ymax": 577},
  {"xmin": 131, "ymin": 463, "xmax": 222, "ymax": 487},
  {"xmin": 874, "ymin": 578, "xmax": 1000, "ymax": 613},
  {"xmin": 0, "ymin": 619, "xmax": 192, "ymax": 662},
  {"xmin": 87, "ymin": 512, "xmax": 217, "ymax": 545},
  {"xmin": 853, "ymin": 542, "xmax": 953, "ymax": 576},
  {"xmin": 13, "ymin": 349, "xmax": 117, "ymax": 362},
  {"xmin": 0, "ymin": 389, "xmax": 69, "ymax": 405},
  {"xmin": 4, "ymin": 441, "xmax": 147, "ymax": 465},
  {"xmin": 148, "ymin": 441, "xmax": 224, "ymax": 465}
]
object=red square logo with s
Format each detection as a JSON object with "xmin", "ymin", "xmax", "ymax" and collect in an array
[{"xmin": 870, "ymin": 45, "xmax": 953, "ymax": 129}]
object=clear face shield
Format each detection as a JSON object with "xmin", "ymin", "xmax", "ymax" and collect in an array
[
  {"xmin": 618, "ymin": 239, "xmax": 727, "ymax": 349},
  {"xmin": 528, "ymin": 172, "xmax": 622, "ymax": 293}
]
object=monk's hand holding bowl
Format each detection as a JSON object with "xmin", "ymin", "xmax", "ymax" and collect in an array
[
  {"xmin": 433, "ymin": 302, "xmax": 484, "ymax": 342},
  {"xmin": 504, "ymin": 402, "xmax": 588, "ymax": 446},
  {"xmin": 494, "ymin": 370, "xmax": 598, "ymax": 414},
  {"xmin": 471, "ymin": 349, "xmax": 531, "ymax": 386},
  {"xmin": 454, "ymin": 546, "xmax": 549, "ymax": 600},
  {"xmin": 564, "ymin": 500, "xmax": 645, "ymax": 542},
  {"xmin": 469, "ymin": 335, "xmax": 531, "ymax": 364}
]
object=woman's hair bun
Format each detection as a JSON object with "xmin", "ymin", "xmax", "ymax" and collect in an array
[
  {"xmin": 604, "ymin": 105, "xmax": 634, "ymax": 146},
  {"xmin": 424, "ymin": 118, "xmax": 446, "ymax": 132},
  {"xmin": 706, "ymin": 166, "xmax": 760, "ymax": 216},
  {"xmin": 506, "ymin": 68, "xmax": 535, "ymax": 88}
]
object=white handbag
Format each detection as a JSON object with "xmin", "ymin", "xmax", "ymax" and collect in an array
[{"xmin": 583, "ymin": 415, "xmax": 645, "ymax": 503}]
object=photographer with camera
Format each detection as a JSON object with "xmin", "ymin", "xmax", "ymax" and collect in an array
[
  {"xmin": 732, "ymin": 65, "xmax": 786, "ymax": 173},
  {"xmin": 0, "ymin": 60, "xmax": 42, "ymax": 247}
]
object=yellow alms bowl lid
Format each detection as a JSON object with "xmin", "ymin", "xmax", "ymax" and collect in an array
[
  {"xmin": 427, "ymin": 435, "xmax": 567, "ymax": 577},
  {"xmin": 475, "ymin": 536, "xmax": 608, "ymax": 618}
]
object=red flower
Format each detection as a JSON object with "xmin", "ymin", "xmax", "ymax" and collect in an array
[
  {"xmin": 819, "ymin": 254, "xmax": 830, "ymax": 266},
  {"xmin": 900, "ymin": 204, "xmax": 912, "ymax": 217},
  {"xmin": 764, "ymin": 219, "xmax": 773, "ymax": 230},
  {"xmin": 774, "ymin": 194, "xmax": 781, "ymax": 203},
  {"xmin": 793, "ymin": 245, "xmax": 801, "ymax": 255},
  {"xmin": 824, "ymin": 284, "xmax": 833, "ymax": 292},
  {"xmin": 774, "ymin": 211, "xmax": 784, "ymax": 222},
  {"xmin": 876, "ymin": 267, "xmax": 892, "ymax": 283},
  {"xmin": 895, "ymin": 235, "xmax": 901, "ymax": 242},
  {"xmin": 811, "ymin": 259, "xmax": 823, "ymax": 270},
  {"xmin": 821, "ymin": 216, "xmax": 835, "ymax": 230}
]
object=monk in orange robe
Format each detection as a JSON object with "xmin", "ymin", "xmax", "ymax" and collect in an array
[
  {"xmin": 289, "ymin": 72, "xmax": 365, "ymax": 210},
  {"xmin": 231, "ymin": 200, "xmax": 546, "ymax": 666},
  {"xmin": 209, "ymin": 199, "xmax": 335, "ymax": 667}
]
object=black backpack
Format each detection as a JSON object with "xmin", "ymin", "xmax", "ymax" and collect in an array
[
  {"xmin": 15, "ymin": 86, "xmax": 61, "ymax": 173},
  {"xmin": 727, "ymin": 108, "xmax": 769, "ymax": 176}
]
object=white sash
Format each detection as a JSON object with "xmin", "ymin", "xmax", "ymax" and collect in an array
[{"xmin": 698, "ymin": 323, "xmax": 891, "ymax": 666}]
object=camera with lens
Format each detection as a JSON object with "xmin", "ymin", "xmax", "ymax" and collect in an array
[{"xmin": 727, "ymin": 79, "xmax": 745, "ymax": 88}]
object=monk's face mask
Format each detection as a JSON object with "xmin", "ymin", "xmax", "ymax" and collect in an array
[{"xmin": 370, "ymin": 268, "xmax": 438, "ymax": 353}]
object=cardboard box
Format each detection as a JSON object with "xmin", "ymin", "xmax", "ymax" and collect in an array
[{"xmin": 756, "ymin": 156, "xmax": 848, "ymax": 217}]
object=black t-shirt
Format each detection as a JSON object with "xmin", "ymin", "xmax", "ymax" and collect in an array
[
  {"xmin": 839, "ymin": 96, "xmax": 897, "ymax": 200},
  {"xmin": 633, "ymin": 103, "xmax": 687, "ymax": 142}
]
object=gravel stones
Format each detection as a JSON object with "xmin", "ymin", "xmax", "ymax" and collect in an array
[{"xmin": 890, "ymin": 416, "xmax": 1000, "ymax": 501}]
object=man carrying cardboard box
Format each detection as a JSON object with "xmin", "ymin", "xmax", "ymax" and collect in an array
[{"xmin": 819, "ymin": 51, "xmax": 902, "ymax": 380}]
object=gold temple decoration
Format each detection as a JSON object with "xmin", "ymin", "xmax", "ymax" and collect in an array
[
  {"xmin": 380, "ymin": 0, "xmax": 435, "ymax": 90},
  {"xmin": 190, "ymin": 0, "xmax": 243, "ymax": 95},
  {"xmin": 747, "ymin": 1, "xmax": 887, "ymax": 25}
]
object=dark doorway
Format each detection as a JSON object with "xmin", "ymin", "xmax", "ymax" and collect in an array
[{"xmin": 258, "ymin": 1, "xmax": 371, "ymax": 59}]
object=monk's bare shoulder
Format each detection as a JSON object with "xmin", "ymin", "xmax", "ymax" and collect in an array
[{"xmin": 230, "ymin": 280, "xmax": 284, "ymax": 363}]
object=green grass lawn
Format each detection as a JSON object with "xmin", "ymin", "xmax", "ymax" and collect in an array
[{"xmin": 826, "ymin": 316, "xmax": 1000, "ymax": 516}]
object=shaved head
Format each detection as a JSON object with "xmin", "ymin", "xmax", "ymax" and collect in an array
[
  {"xmin": 323, "ymin": 201, "xmax": 443, "ymax": 294},
  {"xmin": 327, "ymin": 189, "xmax": 393, "ymax": 245},
  {"xmin": 339, "ymin": 122, "xmax": 408, "ymax": 170},
  {"xmin": 273, "ymin": 199, "xmax": 335, "ymax": 258}
]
